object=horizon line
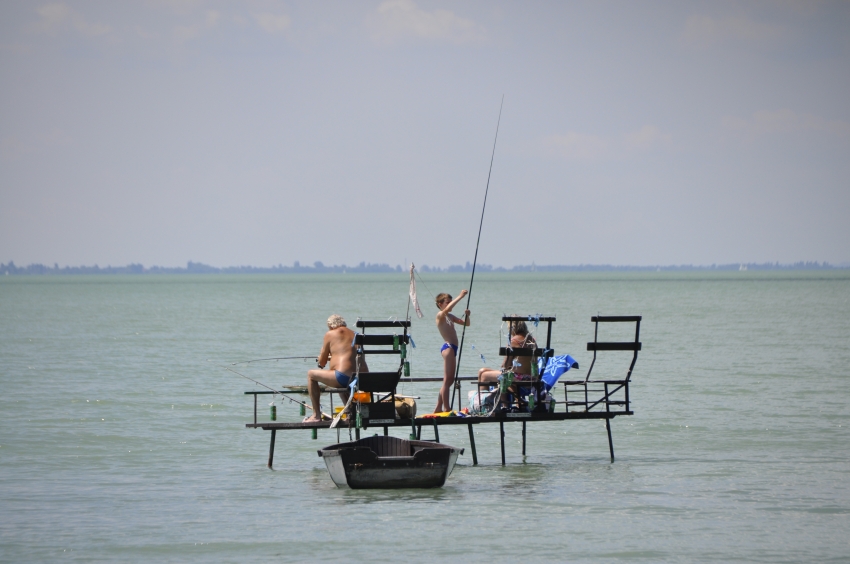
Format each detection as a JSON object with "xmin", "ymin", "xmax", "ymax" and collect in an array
[{"xmin": 1, "ymin": 259, "xmax": 847, "ymax": 275}]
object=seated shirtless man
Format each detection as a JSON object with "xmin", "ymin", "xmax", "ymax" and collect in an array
[
  {"xmin": 433, "ymin": 290, "xmax": 470, "ymax": 413},
  {"xmin": 478, "ymin": 320, "xmax": 536, "ymax": 412},
  {"xmin": 304, "ymin": 314, "xmax": 365, "ymax": 422}
]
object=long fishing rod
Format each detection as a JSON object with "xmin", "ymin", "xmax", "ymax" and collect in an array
[
  {"xmin": 209, "ymin": 360, "xmax": 331, "ymax": 419},
  {"xmin": 451, "ymin": 96, "xmax": 504, "ymax": 411},
  {"xmin": 229, "ymin": 356, "xmax": 316, "ymax": 366}
]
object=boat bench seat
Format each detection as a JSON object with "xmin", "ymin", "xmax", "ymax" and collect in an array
[{"xmin": 356, "ymin": 435, "xmax": 412, "ymax": 457}]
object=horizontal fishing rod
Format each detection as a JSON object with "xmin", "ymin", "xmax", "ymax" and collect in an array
[
  {"xmin": 229, "ymin": 356, "xmax": 317, "ymax": 366},
  {"xmin": 210, "ymin": 361, "xmax": 331, "ymax": 418}
]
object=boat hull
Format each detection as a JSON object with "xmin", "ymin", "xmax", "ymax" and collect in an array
[{"xmin": 318, "ymin": 436, "xmax": 463, "ymax": 489}]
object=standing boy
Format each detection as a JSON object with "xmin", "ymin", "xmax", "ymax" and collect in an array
[{"xmin": 433, "ymin": 290, "xmax": 471, "ymax": 413}]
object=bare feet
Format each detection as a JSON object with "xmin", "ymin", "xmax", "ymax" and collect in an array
[{"xmin": 303, "ymin": 414, "xmax": 329, "ymax": 423}]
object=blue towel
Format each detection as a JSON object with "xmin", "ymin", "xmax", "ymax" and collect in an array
[{"xmin": 538, "ymin": 354, "xmax": 579, "ymax": 392}]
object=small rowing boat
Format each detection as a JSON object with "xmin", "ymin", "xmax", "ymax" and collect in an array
[{"xmin": 317, "ymin": 435, "xmax": 463, "ymax": 489}]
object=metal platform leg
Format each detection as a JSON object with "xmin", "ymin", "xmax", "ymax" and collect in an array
[
  {"xmin": 605, "ymin": 418, "xmax": 615, "ymax": 463},
  {"xmin": 384, "ymin": 426, "xmax": 388, "ymax": 436},
  {"xmin": 522, "ymin": 421, "xmax": 527, "ymax": 458},
  {"xmin": 500, "ymin": 421, "xmax": 506, "ymax": 466},
  {"xmin": 467, "ymin": 423, "xmax": 478, "ymax": 465},
  {"xmin": 432, "ymin": 419, "xmax": 440, "ymax": 443},
  {"xmin": 267, "ymin": 429, "xmax": 276, "ymax": 469}
]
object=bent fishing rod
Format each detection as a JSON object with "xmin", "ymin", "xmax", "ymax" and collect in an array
[{"xmin": 451, "ymin": 96, "xmax": 504, "ymax": 411}]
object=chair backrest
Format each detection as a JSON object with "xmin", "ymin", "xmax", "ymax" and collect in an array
[
  {"xmin": 353, "ymin": 319, "xmax": 410, "ymax": 393},
  {"xmin": 498, "ymin": 315, "xmax": 556, "ymax": 401},
  {"xmin": 498, "ymin": 314, "xmax": 556, "ymax": 366},
  {"xmin": 585, "ymin": 315, "xmax": 642, "ymax": 382}
]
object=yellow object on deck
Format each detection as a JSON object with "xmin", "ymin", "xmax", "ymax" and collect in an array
[{"xmin": 420, "ymin": 410, "xmax": 456, "ymax": 419}]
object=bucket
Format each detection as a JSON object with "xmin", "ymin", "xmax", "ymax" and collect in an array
[{"xmin": 353, "ymin": 391, "xmax": 370, "ymax": 403}]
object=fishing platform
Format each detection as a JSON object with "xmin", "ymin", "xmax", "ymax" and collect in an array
[{"xmin": 245, "ymin": 315, "xmax": 641, "ymax": 467}]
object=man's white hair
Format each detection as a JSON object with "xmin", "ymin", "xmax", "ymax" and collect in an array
[{"xmin": 327, "ymin": 314, "xmax": 347, "ymax": 329}]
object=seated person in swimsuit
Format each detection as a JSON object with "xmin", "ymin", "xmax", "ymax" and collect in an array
[
  {"xmin": 433, "ymin": 290, "xmax": 470, "ymax": 413},
  {"xmin": 478, "ymin": 320, "xmax": 536, "ymax": 411},
  {"xmin": 305, "ymin": 314, "xmax": 367, "ymax": 422}
]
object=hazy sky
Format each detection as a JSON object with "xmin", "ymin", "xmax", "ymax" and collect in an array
[{"xmin": 1, "ymin": 0, "xmax": 848, "ymax": 268}]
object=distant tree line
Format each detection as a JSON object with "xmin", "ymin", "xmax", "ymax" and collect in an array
[
  {"xmin": 0, "ymin": 260, "xmax": 843, "ymax": 276},
  {"xmin": 0, "ymin": 260, "xmax": 402, "ymax": 275}
]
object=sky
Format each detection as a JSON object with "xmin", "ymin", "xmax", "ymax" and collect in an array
[{"xmin": 1, "ymin": 0, "xmax": 849, "ymax": 269}]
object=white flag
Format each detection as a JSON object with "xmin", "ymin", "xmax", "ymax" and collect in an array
[{"xmin": 409, "ymin": 263, "xmax": 423, "ymax": 318}]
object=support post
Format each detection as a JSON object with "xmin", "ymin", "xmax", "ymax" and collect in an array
[
  {"xmin": 467, "ymin": 423, "xmax": 478, "ymax": 465},
  {"xmin": 355, "ymin": 427, "xmax": 360, "ymax": 440},
  {"xmin": 432, "ymin": 419, "xmax": 440, "ymax": 443},
  {"xmin": 254, "ymin": 394, "xmax": 257, "ymax": 425},
  {"xmin": 383, "ymin": 426, "xmax": 388, "ymax": 436},
  {"xmin": 267, "ymin": 429, "xmax": 276, "ymax": 469},
  {"xmin": 500, "ymin": 421, "xmax": 506, "ymax": 466},
  {"xmin": 605, "ymin": 418, "xmax": 615, "ymax": 463},
  {"xmin": 522, "ymin": 421, "xmax": 527, "ymax": 457}
]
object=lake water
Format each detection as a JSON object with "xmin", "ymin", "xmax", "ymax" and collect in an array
[{"xmin": 1, "ymin": 271, "xmax": 849, "ymax": 562}]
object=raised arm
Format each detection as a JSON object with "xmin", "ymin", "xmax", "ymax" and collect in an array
[
  {"xmin": 444, "ymin": 290, "xmax": 470, "ymax": 326},
  {"xmin": 444, "ymin": 290, "xmax": 467, "ymax": 313}
]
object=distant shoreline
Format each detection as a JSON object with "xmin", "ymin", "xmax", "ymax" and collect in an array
[{"xmin": 1, "ymin": 260, "xmax": 845, "ymax": 275}]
